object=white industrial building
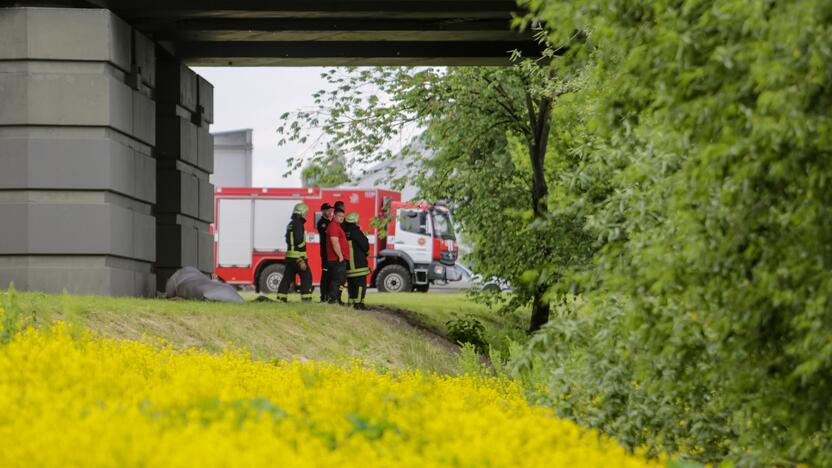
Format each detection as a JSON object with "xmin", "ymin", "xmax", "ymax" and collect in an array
[
  {"xmin": 348, "ymin": 138, "xmax": 433, "ymax": 201},
  {"xmin": 211, "ymin": 129, "xmax": 253, "ymax": 188}
]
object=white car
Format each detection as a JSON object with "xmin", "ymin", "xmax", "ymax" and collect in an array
[{"xmin": 452, "ymin": 264, "xmax": 512, "ymax": 292}]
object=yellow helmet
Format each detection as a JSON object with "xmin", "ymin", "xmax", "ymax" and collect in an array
[
  {"xmin": 293, "ymin": 203, "xmax": 309, "ymax": 215},
  {"xmin": 345, "ymin": 212, "xmax": 359, "ymax": 223}
]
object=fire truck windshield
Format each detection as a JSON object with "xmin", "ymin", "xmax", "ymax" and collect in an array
[{"xmin": 431, "ymin": 211, "xmax": 456, "ymax": 240}]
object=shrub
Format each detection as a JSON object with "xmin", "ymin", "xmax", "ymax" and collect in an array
[
  {"xmin": 516, "ymin": 0, "xmax": 832, "ymax": 464},
  {"xmin": 446, "ymin": 315, "xmax": 487, "ymax": 353}
]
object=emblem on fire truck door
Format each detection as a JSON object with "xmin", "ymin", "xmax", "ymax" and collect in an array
[
  {"xmin": 350, "ymin": 194, "xmax": 359, "ymax": 204},
  {"xmin": 418, "ymin": 238, "xmax": 426, "ymax": 246}
]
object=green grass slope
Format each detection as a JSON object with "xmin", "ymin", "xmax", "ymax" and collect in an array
[
  {"xmin": 365, "ymin": 292, "xmax": 528, "ymax": 353},
  {"xmin": 1, "ymin": 290, "xmax": 461, "ymax": 375}
]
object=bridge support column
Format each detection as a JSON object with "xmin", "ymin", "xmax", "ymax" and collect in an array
[
  {"xmin": 0, "ymin": 7, "xmax": 158, "ymax": 296},
  {"xmin": 154, "ymin": 56, "xmax": 215, "ymax": 291}
]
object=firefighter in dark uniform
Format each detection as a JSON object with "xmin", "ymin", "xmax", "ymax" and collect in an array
[
  {"xmin": 316, "ymin": 202, "xmax": 334, "ymax": 302},
  {"xmin": 343, "ymin": 212, "xmax": 371, "ymax": 310},
  {"xmin": 276, "ymin": 203, "xmax": 313, "ymax": 302}
]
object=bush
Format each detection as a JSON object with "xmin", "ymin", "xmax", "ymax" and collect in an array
[
  {"xmin": 446, "ymin": 315, "xmax": 487, "ymax": 354},
  {"xmin": 516, "ymin": 0, "xmax": 832, "ymax": 465}
]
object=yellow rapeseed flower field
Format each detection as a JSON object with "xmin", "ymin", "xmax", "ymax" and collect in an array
[{"xmin": 0, "ymin": 322, "xmax": 662, "ymax": 467}]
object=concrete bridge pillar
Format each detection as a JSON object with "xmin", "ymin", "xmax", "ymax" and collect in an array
[
  {"xmin": 154, "ymin": 55, "xmax": 215, "ymax": 290},
  {"xmin": 0, "ymin": 7, "xmax": 214, "ymax": 296}
]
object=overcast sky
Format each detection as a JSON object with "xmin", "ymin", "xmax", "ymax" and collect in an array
[
  {"xmin": 193, "ymin": 67, "xmax": 330, "ymax": 187},
  {"xmin": 193, "ymin": 67, "xmax": 422, "ymax": 189}
]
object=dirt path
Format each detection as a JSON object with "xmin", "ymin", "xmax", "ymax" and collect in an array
[{"xmin": 361, "ymin": 305, "xmax": 461, "ymax": 355}]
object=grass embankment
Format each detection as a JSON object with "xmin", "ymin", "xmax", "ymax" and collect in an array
[
  {"xmin": 365, "ymin": 292, "xmax": 529, "ymax": 354},
  {"xmin": 2, "ymin": 290, "xmax": 459, "ymax": 374}
]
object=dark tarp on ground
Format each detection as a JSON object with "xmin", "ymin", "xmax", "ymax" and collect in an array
[{"xmin": 164, "ymin": 266, "xmax": 244, "ymax": 303}]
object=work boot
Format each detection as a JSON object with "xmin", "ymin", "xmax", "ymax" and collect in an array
[
  {"xmin": 277, "ymin": 297, "xmax": 288, "ymax": 303},
  {"xmin": 354, "ymin": 303, "xmax": 367, "ymax": 310}
]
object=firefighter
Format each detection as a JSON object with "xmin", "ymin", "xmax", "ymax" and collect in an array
[
  {"xmin": 316, "ymin": 202, "xmax": 334, "ymax": 302},
  {"xmin": 343, "ymin": 212, "xmax": 371, "ymax": 310},
  {"xmin": 325, "ymin": 208, "xmax": 349, "ymax": 304},
  {"xmin": 276, "ymin": 203, "xmax": 313, "ymax": 302}
]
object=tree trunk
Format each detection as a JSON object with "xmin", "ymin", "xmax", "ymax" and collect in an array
[{"xmin": 527, "ymin": 94, "xmax": 553, "ymax": 332}]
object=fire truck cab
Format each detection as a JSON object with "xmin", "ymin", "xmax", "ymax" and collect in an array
[
  {"xmin": 213, "ymin": 187, "xmax": 460, "ymax": 294},
  {"xmin": 375, "ymin": 200, "xmax": 461, "ymax": 292}
]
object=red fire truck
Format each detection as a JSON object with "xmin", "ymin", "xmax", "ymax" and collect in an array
[{"xmin": 213, "ymin": 187, "xmax": 461, "ymax": 294}]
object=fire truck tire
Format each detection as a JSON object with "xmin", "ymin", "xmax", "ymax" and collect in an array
[
  {"xmin": 377, "ymin": 265, "xmax": 412, "ymax": 293},
  {"xmin": 413, "ymin": 284, "xmax": 430, "ymax": 293},
  {"xmin": 259, "ymin": 263, "xmax": 286, "ymax": 294}
]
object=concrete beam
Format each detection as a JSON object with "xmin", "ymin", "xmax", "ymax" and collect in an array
[
  {"xmin": 133, "ymin": 29, "xmax": 157, "ymax": 88},
  {"xmin": 156, "ymin": 214, "xmax": 213, "ymax": 269},
  {"xmin": 197, "ymin": 125, "xmax": 214, "ymax": 173},
  {"xmin": 0, "ymin": 7, "xmax": 131, "ymax": 72},
  {"xmin": 157, "ymin": 163, "xmax": 199, "ymax": 219},
  {"xmin": 0, "ymin": 191, "xmax": 155, "ymax": 263},
  {"xmin": 176, "ymin": 40, "xmax": 544, "ymax": 66},
  {"xmin": 0, "ymin": 128, "xmax": 155, "ymax": 204},
  {"xmin": 105, "ymin": 1, "xmax": 520, "ymax": 20},
  {"xmin": 145, "ymin": 18, "xmax": 528, "ymax": 42},
  {"xmin": 0, "ymin": 62, "xmax": 156, "ymax": 146},
  {"xmin": 6, "ymin": 2, "xmax": 537, "ymax": 66},
  {"xmin": 157, "ymin": 58, "xmax": 198, "ymax": 113},
  {"xmin": 157, "ymin": 115, "xmax": 198, "ymax": 166},
  {"xmin": 0, "ymin": 256, "xmax": 155, "ymax": 297},
  {"xmin": 155, "ymin": 213, "xmax": 213, "ymax": 289},
  {"xmin": 197, "ymin": 75, "xmax": 214, "ymax": 125},
  {"xmin": 156, "ymin": 160, "xmax": 214, "ymax": 223}
]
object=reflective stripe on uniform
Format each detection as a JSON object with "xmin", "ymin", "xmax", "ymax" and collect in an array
[
  {"xmin": 346, "ymin": 268, "xmax": 370, "ymax": 278},
  {"xmin": 346, "ymin": 239, "xmax": 368, "ymax": 278},
  {"xmin": 286, "ymin": 227, "xmax": 307, "ymax": 259}
]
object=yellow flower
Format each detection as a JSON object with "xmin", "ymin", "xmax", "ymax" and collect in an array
[{"xmin": 0, "ymin": 323, "xmax": 662, "ymax": 467}]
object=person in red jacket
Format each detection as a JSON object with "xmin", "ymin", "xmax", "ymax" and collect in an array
[
  {"xmin": 325, "ymin": 208, "xmax": 350, "ymax": 304},
  {"xmin": 316, "ymin": 202, "xmax": 334, "ymax": 302}
]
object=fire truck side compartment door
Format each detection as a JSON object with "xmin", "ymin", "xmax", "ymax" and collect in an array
[
  {"xmin": 217, "ymin": 199, "xmax": 253, "ymax": 267},
  {"xmin": 253, "ymin": 199, "xmax": 300, "ymax": 252}
]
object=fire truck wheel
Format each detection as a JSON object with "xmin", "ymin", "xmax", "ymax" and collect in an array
[
  {"xmin": 259, "ymin": 263, "xmax": 286, "ymax": 294},
  {"xmin": 377, "ymin": 264, "xmax": 412, "ymax": 293}
]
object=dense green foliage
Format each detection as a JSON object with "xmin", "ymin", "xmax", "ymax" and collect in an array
[
  {"xmin": 510, "ymin": 0, "xmax": 832, "ymax": 464},
  {"xmin": 276, "ymin": 1, "xmax": 831, "ymax": 461},
  {"xmin": 277, "ymin": 67, "xmax": 594, "ymax": 329}
]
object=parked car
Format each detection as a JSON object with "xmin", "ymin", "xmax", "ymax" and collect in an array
[{"xmin": 451, "ymin": 264, "xmax": 512, "ymax": 293}]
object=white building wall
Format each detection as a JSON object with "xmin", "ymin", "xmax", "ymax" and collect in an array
[{"xmin": 211, "ymin": 129, "xmax": 253, "ymax": 188}]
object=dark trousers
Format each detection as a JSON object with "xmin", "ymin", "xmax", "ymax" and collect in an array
[
  {"xmin": 327, "ymin": 260, "xmax": 346, "ymax": 303},
  {"xmin": 276, "ymin": 258, "xmax": 312, "ymax": 301},
  {"xmin": 347, "ymin": 275, "xmax": 367, "ymax": 306},
  {"xmin": 319, "ymin": 266, "xmax": 330, "ymax": 301}
]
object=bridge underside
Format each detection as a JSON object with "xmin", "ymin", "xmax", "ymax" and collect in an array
[
  {"xmin": 32, "ymin": 1, "xmax": 539, "ymax": 66},
  {"xmin": 0, "ymin": 2, "xmax": 533, "ymax": 296}
]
